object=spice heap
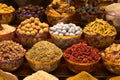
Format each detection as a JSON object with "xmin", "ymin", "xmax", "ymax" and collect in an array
[
  {"xmin": 49, "ymin": 22, "xmax": 82, "ymax": 36},
  {"xmin": 64, "ymin": 41, "xmax": 100, "ymax": 63},
  {"xmin": 0, "ymin": 24, "xmax": 15, "ymax": 35},
  {"xmin": 0, "ymin": 69, "xmax": 18, "ymax": 80},
  {"xmin": 26, "ymin": 41, "xmax": 63, "ymax": 62},
  {"xmin": 0, "ymin": 3, "xmax": 15, "ymax": 13},
  {"xmin": 67, "ymin": 71, "xmax": 98, "ymax": 80},
  {"xmin": 23, "ymin": 70, "xmax": 59, "ymax": 80},
  {"xmin": 17, "ymin": 17, "xmax": 49, "ymax": 36},
  {"xmin": 101, "ymin": 43, "xmax": 120, "ymax": 63},
  {"xmin": 83, "ymin": 18, "xmax": 117, "ymax": 36},
  {"xmin": 0, "ymin": 40, "xmax": 26, "ymax": 62}
]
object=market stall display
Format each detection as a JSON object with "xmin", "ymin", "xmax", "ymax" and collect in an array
[{"xmin": 0, "ymin": 0, "xmax": 119, "ymax": 80}]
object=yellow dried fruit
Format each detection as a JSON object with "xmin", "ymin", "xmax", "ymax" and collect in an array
[{"xmin": 17, "ymin": 17, "xmax": 49, "ymax": 36}]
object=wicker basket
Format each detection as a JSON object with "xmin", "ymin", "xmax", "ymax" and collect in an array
[
  {"xmin": 84, "ymin": 33, "xmax": 116, "ymax": 48},
  {"xmin": 102, "ymin": 57, "xmax": 120, "ymax": 75},
  {"xmin": 50, "ymin": 31, "xmax": 83, "ymax": 49},
  {"xmin": 16, "ymin": 31, "xmax": 48, "ymax": 47},
  {"xmin": 25, "ymin": 51, "xmax": 63, "ymax": 72},
  {"xmin": 64, "ymin": 57, "xmax": 100, "ymax": 73},
  {"xmin": 0, "ymin": 56, "xmax": 24, "ymax": 72}
]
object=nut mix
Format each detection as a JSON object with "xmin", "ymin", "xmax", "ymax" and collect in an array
[
  {"xmin": 0, "ymin": 40, "xmax": 26, "ymax": 71},
  {"xmin": 16, "ymin": 17, "xmax": 49, "ymax": 47},
  {"xmin": 64, "ymin": 41, "xmax": 100, "ymax": 63},
  {"xmin": 101, "ymin": 43, "xmax": 120, "ymax": 63},
  {"xmin": 16, "ymin": 4, "xmax": 45, "ymax": 22},
  {"xmin": 45, "ymin": 0, "xmax": 75, "ymax": 25},
  {"xmin": 101, "ymin": 43, "xmax": 120, "ymax": 74},
  {"xmin": 83, "ymin": 18, "xmax": 117, "ymax": 48},
  {"xmin": 0, "ymin": 3, "xmax": 15, "ymax": 24},
  {"xmin": 49, "ymin": 22, "xmax": 83, "ymax": 48},
  {"xmin": 25, "ymin": 41, "xmax": 63, "ymax": 72}
]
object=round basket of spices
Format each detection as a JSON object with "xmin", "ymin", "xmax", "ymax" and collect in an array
[
  {"xmin": 83, "ymin": 18, "xmax": 117, "ymax": 48},
  {"xmin": 25, "ymin": 41, "xmax": 63, "ymax": 72},
  {"xmin": 0, "ymin": 40, "xmax": 26, "ymax": 72},
  {"xmin": 16, "ymin": 17, "xmax": 49, "ymax": 47},
  {"xmin": 49, "ymin": 22, "xmax": 83, "ymax": 49},
  {"xmin": 101, "ymin": 43, "xmax": 120, "ymax": 75},
  {"xmin": 64, "ymin": 41, "xmax": 101, "ymax": 73}
]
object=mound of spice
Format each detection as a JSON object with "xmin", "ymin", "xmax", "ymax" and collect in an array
[
  {"xmin": 101, "ymin": 43, "xmax": 120, "ymax": 63},
  {"xmin": 67, "ymin": 71, "xmax": 98, "ymax": 80},
  {"xmin": 64, "ymin": 41, "xmax": 100, "ymax": 63},
  {"xmin": 26, "ymin": 41, "xmax": 63, "ymax": 62},
  {"xmin": 23, "ymin": 70, "xmax": 59, "ymax": 80},
  {"xmin": 0, "ymin": 40, "xmax": 26, "ymax": 62}
]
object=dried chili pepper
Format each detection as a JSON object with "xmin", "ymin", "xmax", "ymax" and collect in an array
[{"xmin": 64, "ymin": 41, "xmax": 100, "ymax": 63}]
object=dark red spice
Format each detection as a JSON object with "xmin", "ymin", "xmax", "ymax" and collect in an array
[{"xmin": 64, "ymin": 41, "xmax": 100, "ymax": 63}]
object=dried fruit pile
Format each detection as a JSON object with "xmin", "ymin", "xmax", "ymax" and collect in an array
[
  {"xmin": 16, "ymin": 4, "xmax": 45, "ymax": 22},
  {"xmin": 17, "ymin": 17, "xmax": 49, "ymax": 36},
  {"xmin": 64, "ymin": 41, "xmax": 100, "ymax": 63}
]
